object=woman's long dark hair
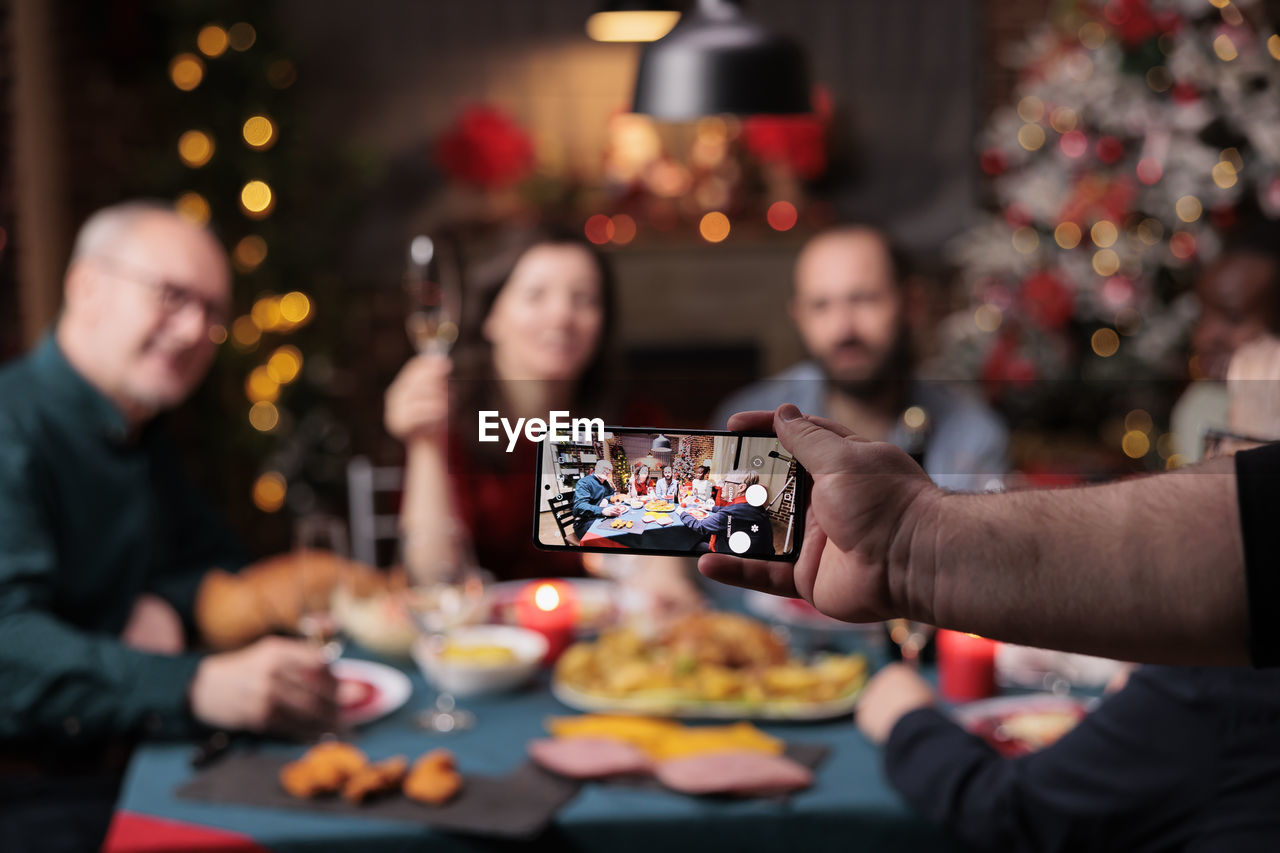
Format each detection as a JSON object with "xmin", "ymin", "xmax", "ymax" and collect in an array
[{"xmin": 451, "ymin": 225, "xmax": 620, "ymax": 461}]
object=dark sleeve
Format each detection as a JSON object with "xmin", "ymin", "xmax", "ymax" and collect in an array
[
  {"xmin": 1235, "ymin": 443, "xmax": 1280, "ymax": 667},
  {"xmin": 885, "ymin": 673, "xmax": 1209, "ymax": 853},
  {"xmin": 573, "ymin": 479, "xmax": 605, "ymax": 519},
  {"xmin": 680, "ymin": 509, "xmax": 730, "ymax": 537},
  {"xmin": 0, "ymin": 427, "xmax": 205, "ymax": 741},
  {"xmin": 147, "ymin": 433, "xmax": 247, "ymax": 634}
]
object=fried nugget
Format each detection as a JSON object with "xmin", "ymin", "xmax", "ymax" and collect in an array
[
  {"xmin": 403, "ymin": 749, "xmax": 463, "ymax": 806},
  {"xmin": 280, "ymin": 759, "xmax": 332, "ymax": 798},
  {"xmin": 278, "ymin": 741, "xmax": 369, "ymax": 799},
  {"xmin": 342, "ymin": 756, "xmax": 408, "ymax": 804}
]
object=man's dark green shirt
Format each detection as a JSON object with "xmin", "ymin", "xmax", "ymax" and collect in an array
[{"xmin": 0, "ymin": 337, "xmax": 244, "ymax": 744}]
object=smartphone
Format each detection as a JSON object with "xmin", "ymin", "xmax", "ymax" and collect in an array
[{"xmin": 533, "ymin": 426, "xmax": 804, "ymax": 562}]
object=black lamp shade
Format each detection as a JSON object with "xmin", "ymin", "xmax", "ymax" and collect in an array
[{"xmin": 632, "ymin": 0, "xmax": 810, "ymax": 119}]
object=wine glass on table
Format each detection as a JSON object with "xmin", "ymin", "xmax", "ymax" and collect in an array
[
  {"xmin": 887, "ymin": 619, "xmax": 935, "ymax": 668},
  {"xmin": 293, "ymin": 514, "xmax": 350, "ymax": 664},
  {"xmin": 404, "ymin": 234, "xmax": 460, "ymax": 355},
  {"xmin": 401, "ymin": 524, "xmax": 488, "ymax": 732}
]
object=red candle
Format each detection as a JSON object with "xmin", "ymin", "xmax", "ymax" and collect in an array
[
  {"xmin": 937, "ymin": 630, "xmax": 998, "ymax": 703},
  {"xmin": 515, "ymin": 580, "xmax": 578, "ymax": 664}
]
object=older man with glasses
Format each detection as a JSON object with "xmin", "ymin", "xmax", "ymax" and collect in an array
[{"xmin": 0, "ymin": 201, "xmax": 338, "ymax": 851}]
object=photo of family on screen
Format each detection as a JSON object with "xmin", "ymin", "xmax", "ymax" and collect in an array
[{"xmin": 536, "ymin": 430, "xmax": 799, "ymax": 558}]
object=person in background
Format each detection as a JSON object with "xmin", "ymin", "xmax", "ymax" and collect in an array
[
  {"xmin": 653, "ymin": 466, "xmax": 679, "ymax": 500},
  {"xmin": 712, "ymin": 224, "xmax": 1007, "ymax": 492},
  {"xmin": 1172, "ymin": 225, "xmax": 1280, "ymax": 461},
  {"xmin": 688, "ymin": 465, "xmax": 715, "ymax": 502},
  {"xmin": 0, "ymin": 202, "xmax": 337, "ymax": 851},
  {"xmin": 573, "ymin": 459, "xmax": 623, "ymax": 539},
  {"xmin": 678, "ymin": 470, "xmax": 775, "ymax": 557},
  {"xmin": 629, "ymin": 463, "xmax": 651, "ymax": 498},
  {"xmin": 855, "ymin": 342, "xmax": 1280, "ymax": 852}
]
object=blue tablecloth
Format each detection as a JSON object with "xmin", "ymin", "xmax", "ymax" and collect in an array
[
  {"xmin": 114, "ymin": 655, "xmax": 963, "ymax": 852},
  {"xmin": 581, "ymin": 505, "xmax": 705, "ymax": 551}
]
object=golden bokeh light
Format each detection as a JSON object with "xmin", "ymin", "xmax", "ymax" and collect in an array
[
  {"xmin": 240, "ymin": 180, "xmax": 274, "ymax": 217},
  {"xmin": 232, "ymin": 316, "xmax": 261, "ymax": 349},
  {"xmin": 1078, "ymin": 21, "xmax": 1106, "ymax": 49},
  {"xmin": 1212, "ymin": 160, "xmax": 1238, "ymax": 189},
  {"xmin": 251, "ymin": 296, "xmax": 283, "ymax": 330},
  {"xmin": 232, "ymin": 235, "xmax": 268, "ymax": 273},
  {"xmin": 1213, "ymin": 33, "xmax": 1238, "ymax": 61},
  {"xmin": 197, "ymin": 25, "xmax": 229, "ymax": 58},
  {"xmin": 1012, "ymin": 226, "xmax": 1039, "ymax": 254},
  {"xmin": 252, "ymin": 471, "xmax": 287, "ymax": 512},
  {"xmin": 1156, "ymin": 432, "xmax": 1175, "ymax": 460},
  {"xmin": 1090, "ymin": 220, "xmax": 1118, "ymax": 248},
  {"xmin": 175, "ymin": 192, "xmax": 211, "ymax": 225},
  {"xmin": 699, "ymin": 211, "xmax": 731, "ymax": 243},
  {"xmin": 245, "ymin": 366, "xmax": 280, "ymax": 403},
  {"xmin": 1166, "ymin": 453, "xmax": 1186, "ymax": 470},
  {"xmin": 903, "ymin": 406, "xmax": 927, "ymax": 431},
  {"xmin": 1054, "ymin": 221, "xmax": 1082, "ymax": 249},
  {"xmin": 1176, "ymin": 195, "xmax": 1202, "ymax": 223},
  {"xmin": 1137, "ymin": 218, "xmax": 1164, "ymax": 245},
  {"xmin": 208, "ymin": 324, "xmax": 228, "ymax": 345},
  {"xmin": 228, "ymin": 22, "xmax": 256, "ymax": 51},
  {"xmin": 974, "ymin": 303, "xmax": 1003, "ymax": 332},
  {"xmin": 249, "ymin": 401, "xmax": 280, "ymax": 433},
  {"xmin": 586, "ymin": 10, "xmax": 680, "ymax": 42},
  {"xmin": 177, "ymin": 130, "xmax": 214, "ymax": 168},
  {"xmin": 1092, "ymin": 248, "xmax": 1120, "ymax": 277},
  {"xmin": 1016, "ymin": 96, "xmax": 1044, "ymax": 122},
  {"xmin": 1269, "ymin": 34, "xmax": 1280, "ymax": 61},
  {"xmin": 1017, "ymin": 123, "xmax": 1046, "ymax": 151},
  {"xmin": 1049, "ymin": 107, "xmax": 1078, "ymax": 133},
  {"xmin": 169, "ymin": 53, "xmax": 205, "ymax": 91},
  {"xmin": 1145, "ymin": 66, "xmax": 1172, "ymax": 92},
  {"xmin": 267, "ymin": 346, "xmax": 303, "ymax": 384},
  {"xmin": 1091, "ymin": 327, "xmax": 1120, "ymax": 357},
  {"xmin": 1122, "ymin": 430, "xmax": 1151, "ymax": 459},
  {"xmin": 1221, "ymin": 147, "xmax": 1243, "ymax": 170},
  {"xmin": 242, "ymin": 115, "xmax": 276, "ymax": 150},
  {"xmin": 1124, "ymin": 409, "xmax": 1153, "ymax": 434},
  {"xmin": 279, "ymin": 291, "xmax": 311, "ymax": 324}
]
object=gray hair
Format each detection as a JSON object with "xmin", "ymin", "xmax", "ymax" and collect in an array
[
  {"xmin": 730, "ymin": 469, "xmax": 760, "ymax": 487},
  {"xmin": 69, "ymin": 200, "xmax": 200, "ymax": 265},
  {"xmin": 594, "ymin": 459, "xmax": 612, "ymax": 476}
]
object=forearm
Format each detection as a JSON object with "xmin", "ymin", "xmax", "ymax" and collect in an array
[
  {"xmin": 0, "ymin": 610, "xmax": 204, "ymax": 740},
  {"xmin": 906, "ymin": 456, "xmax": 1246, "ymax": 664}
]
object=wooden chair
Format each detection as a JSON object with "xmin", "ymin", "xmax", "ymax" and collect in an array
[
  {"xmin": 346, "ymin": 456, "xmax": 404, "ymax": 567},
  {"xmin": 547, "ymin": 491, "xmax": 580, "ymax": 546}
]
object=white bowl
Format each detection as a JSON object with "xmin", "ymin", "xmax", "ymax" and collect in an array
[{"xmin": 411, "ymin": 625, "xmax": 547, "ymax": 697}]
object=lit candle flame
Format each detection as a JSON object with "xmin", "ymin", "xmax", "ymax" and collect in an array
[{"xmin": 534, "ymin": 583, "xmax": 560, "ymax": 612}]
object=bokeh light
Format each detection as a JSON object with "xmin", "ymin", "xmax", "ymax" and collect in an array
[
  {"xmin": 611, "ymin": 214, "xmax": 637, "ymax": 245},
  {"xmin": 1213, "ymin": 34, "xmax": 1238, "ymax": 62},
  {"xmin": 242, "ymin": 115, "xmax": 276, "ymax": 150},
  {"xmin": 197, "ymin": 25, "xmax": 229, "ymax": 58},
  {"xmin": 1054, "ymin": 221, "xmax": 1082, "ymax": 249},
  {"xmin": 1137, "ymin": 218, "xmax": 1164, "ymax": 245},
  {"xmin": 208, "ymin": 324, "xmax": 228, "ymax": 345},
  {"xmin": 1169, "ymin": 231, "xmax": 1197, "ymax": 260},
  {"xmin": 1122, "ymin": 430, "xmax": 1151, "ymax": 459},
  {"xmin": 1016, "ymin": 96, "xmax": 1044, "ymax": 122},
  {"xmin": 240, "ymin": 180, "xmax": 274, "ymax": 217},
  {"xmin": 766, "ymin": 201, "xmax": 798, "ymax": 232},
  {"xmin": 699, "ymin": 211, "xmax": 731, "ymax": 243},
  {"xmin": 177, "ymin": 130, "xmax": 214, "ymax": 168},
  {"xmin": 249, "ymin": 401, "xmax": 280, "ymax": 432},
  {"xmin": 1091, "ymin": 328, "xmax": 1120, "ymax": 357},
  {"xmin": 1078, "ymin": 22, "xmax": 1106, "ymax": 49},
  {"xmin": 251, "ymin": 296, "xmax": 283, "ymax": 330},
  {"xmin": 267, "ymin": 59, "xmax": 297, "ymax": 89},
  {"xmin": 1092, "ymin": 248, "xmax": 1120, "ymax": 276},
  {"xmin": 584, "ymin": 214, "xmax": 614, "ymax": 245},
  {"xmin": 232, "ymin": 235, "xmax": 268, "ymax": 273},
  {"xmin": 232, "ymin": 316, "xmax": 261, "ymax": 349},
  {"xmin": 169, "ymin": 53, "xmax": 205, "ymax": 91},
  {"xmin": 974, "ymin": 303, "xmax": 1003, "ymax": 332},
  {"xmin": 1059, "ymin": 130, "xmax": 1088, "ymax": 158},
  {"xmin": 252, "ymin": 471, "xmax": 286, "ymax": 512},
  {"xmin": 279, "ymin": 291, "xmax": 311, "ymax": 324},
  {"xmin": 228, "ymin": 22, "xmax": 256, "ymax": 51},
  {"xmin": 1212, "ymin": 160, "xmax": 1238, "ymax": 189},
  {"xmin": 1145, "ymin": 66, "xmax": 1172, "ymax": 92},
  {"xmin": 267, "ymin": 346, "xmax": 303, "ymax": 384},
  {"xmin": 1012, "ymin": 226, "xmax": 1039, "ymax": 254},
  {"xmin": 1124, "ymin": 409, "xmax": 1153, "ymax": 434},
  {"xmin": 1269, "ymin": 34, "xmax": 1280, "ymax": 61},
  {"xmin": 1090, "ymin": 220, "xmax": 1118, "ymax": 248},
  {"xmin": 1017, "ymin": 124, "xmax": 1046, "ymax": 151},
  {"xmin": 1175, "ymin": 195, "xmax": 1202, "ymax": 223},
  {"xmin": 903, "ymin": 406, "xmax": 927, "ymax": 430},
  {"xmin": 245, "ymin": 366, "xmax": 280, "ymax": 403},
  {"xmin": 1049, "ymin": 107, "xmax": 1078, "ymax": 134},
  {"xmin": 175, "ymin": 192, "xmax": 211, "ymax": 225},
  {"xmin": 1136, "ymin": 157, "xmax": 1163, "ymax": 184}
]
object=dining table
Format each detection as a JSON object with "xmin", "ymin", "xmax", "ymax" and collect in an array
[
  {"xmin": 103, "ymin": 604, "xmax": 966, "ymax": 853},
  {"xmin": 578, "ymin": 502, "xmax": 707, "ymax": 551}
]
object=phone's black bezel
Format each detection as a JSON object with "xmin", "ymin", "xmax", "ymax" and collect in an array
[{"xmin": 532, "ymin": 426, "xmax": 805, "ymax": 563}]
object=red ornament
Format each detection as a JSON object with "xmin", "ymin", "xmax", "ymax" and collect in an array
[
  {"xmin": 1021, "ymin": 271, "xmax": 1074, "ymax": 330},
  {"xmin": 1171, "ymin": 82, "xmax": 1200, "ymax": 104},
  {"xmin": 1095, "ymin": 136, "xmax": 1124, "ymax": 164},
  {"xmin": 434, "ymin": 105, "xmax": 535, "ymax": 189},
  {"xmin": 1003, "ymin": 203, "xmax": 1033, "ymax": 228},
  {"xmin": 981, "ymin": 333, "xmax": 1038, "ymax": 388},
  {"xmin": 980, "ymin": 148, "xmax": 1008, "ymax": 176},
  {"xmin": 742, "ymin": 112, "xmax": 828, "ymax": 180}
]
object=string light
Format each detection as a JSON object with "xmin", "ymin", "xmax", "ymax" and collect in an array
[
  {"xmin": 1054, "ymin": 222, "xmax": 1082, "ymax": 249},
  {"xmin": 1122, "ymin": 430, "xmax": 1150, "ymax": 458},
  {"xmin": 1175, "ymin": 195, "xmax": 1202, "ymax": 223},
  {"xmin": 1091, "ymin": 328, "xmax": 1120, "ymax": 357},
  {"xmin": 279, "ymin": 291, "xmax": 311, "ymax": 324},
  {"xmin": 267, "ymin": 346, "xmax": 303, "ymax": 384},
  {"xmin": 974, "ymin": 304, "xmax": 1003, "ymax": 332},
  {"xmin": 169, "ymin": 53, "xmax": 205, "ymax": 91},
  {"xmin": 1213, "ymin": 160, "xmax": 1238, "ymax": 189},
  {"xmin": 1137, "ymin": 218, "xmax": 1164, "ymax": 245},
  {"xmin": 584, "ymin": 214, "xmax": 613, "ymax": 245},
  {"xmin": 699, "ymin": 211, "xmax": 731, "ymax": 243},
  {"xmin": 1092, "ymin": 248, "xmax": 1120, "ymax": 276},
  {"xmin": 177, "ymin": 130, "xmax": 214, "ymax": 168},
  {"xmin": 242, "ymin": 115, "xmax": 276, "ymax": 150},
  {"xmin": 1213, "ymin": 33, "xmax": 1238, "ymax": 61},
  {"xmin": 766, "ymin": 201, "xmax": 798, "ymax": 232},
  {"xmin": 239, "ymin": 180, "xmax": 274, "ymax": 217},
  {"xmin": 1012, "ymin": 226, "xmax": 1039, "ymax": 254},
  {"xmin": 1145, "ymin": 66, "xmax": 1172, "ymax": 92},
  {"xmin": 1078, "ymin": 22, "xmax": 1106, "ymax": 49},
  {"xmin": 231, "ymin": 316, "xmax": 261, "ymax": 349},
  {"xmin": 1017, "ymin": 124, "xmax": 1046, "ymax": 151},
  {"xmin": 1090, "ymin": 220, "xmax": 1118, "ymax": 248},
  {"xmin": 1016, "ymin": 96, "xmax": 1045, "ymax": 122},
  {"xmin": 245, "ymin": 366, "xmax": 280, "ymax": 403},
  {"xmin": 232, "ymin": 235, "xmax": 268, "ymax": 273},
  {"xmin": 1269, "ymin": 35, "xmax": 1280, "ymax": 61},
  {"xmin": 228, "ymin": 22, "xmax": 256, "ymax": 51},
  {"xmin": 197, "ymin": 25, "xmax": 229, "ymax": 58},
  {"xmin": 248, "ymin": 401, "xmax": 280, "ymax": 432},
  {"xmin": 266, "ymin": 59, "xmax": 297, "ymax": 89},
  {"xmin": 252, "ymin": 471, "xmax": 286, "ymax": 511},
  {"xmin": 1156, "ymin": 433, "xmax": 1176, "ymax": 460},
  {"xmin": 251, "ymin": 296, "xmax": 283, "ymax": 330},
  {"xmin": 1049, "ymin": 107, "xmax": 1078, "ymax": 133},
  {"xmin": 175, "ymin": 192, "xmax": 211, "ymax": 225},
  {"xmin": 611, "ymin": 214, "xmax": 637, "ymax": 245},
  {"xmin": 1124, "ymin": 409, "xmax": 1153, "ymax": 434},
  {"xmin": 208, "ymin": 324, "xmax": 228, "ymax": 345}
]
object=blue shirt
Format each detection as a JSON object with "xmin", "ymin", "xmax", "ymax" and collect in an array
[
  {"xmin": 572, "ymin": 474, "xmax": 615, "ymax": 537},
  {"xmin": 711, "ymin": 362, "xmax": 1008, "ymax": 492}
]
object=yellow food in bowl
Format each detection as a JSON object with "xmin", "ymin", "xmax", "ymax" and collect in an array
[{"xmin": 440, "ymin": 643, "xmax": 518, "ymax": 667}]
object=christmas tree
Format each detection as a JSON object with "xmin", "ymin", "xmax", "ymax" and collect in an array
[{"xmin": 939, "ymin": 0, "xmax": 1280, "ymax": 466}]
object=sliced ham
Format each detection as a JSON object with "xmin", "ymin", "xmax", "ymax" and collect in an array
[
  {"xmin": 654, "ymin": 750, "xmax": 813, "ymax": 796},
  {"xmin": 528, "ymin": 737, "xmax": 652, "ymax": 779}
]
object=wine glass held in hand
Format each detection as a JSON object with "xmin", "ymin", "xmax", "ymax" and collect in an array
[
  {"xmin": 293, "ymin": 514, "xmax": 350, "ymax": 664},
  {"xmin": 404, "ymin": 234, "xmax": 460, "ymax": 355}
]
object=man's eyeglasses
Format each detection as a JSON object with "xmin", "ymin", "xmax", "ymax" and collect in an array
[{"xmin": 90, "ymin": 255, "xmax": 231, "ymax": 331}]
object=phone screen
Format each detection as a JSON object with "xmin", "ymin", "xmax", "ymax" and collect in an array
[{"xmin": 533, "ymin": 427, "xmax": 804, "ymax": 562}]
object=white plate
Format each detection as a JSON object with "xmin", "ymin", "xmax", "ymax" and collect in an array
[
  {"xmin": 950, "ymin": 692, "xmax": 1097, "ymax": 727},
  {"xmin": 330, "ymin": 658, "xmax": 413, "ymax": 727},
  {"xmin": 551, "ymin": 678, "xmax": 864, "ymax": 721}
]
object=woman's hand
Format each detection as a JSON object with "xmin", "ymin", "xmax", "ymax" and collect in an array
[{"xmin": 384, "ymin": 354, "xmax": 452, "ymax": 442}]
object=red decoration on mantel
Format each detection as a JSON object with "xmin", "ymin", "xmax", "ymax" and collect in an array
[
  {"xmin": 741, "ymin": 86, "xmax": 832, "ymax": 180},
  {"xmin": 434, "ymin": 105, "xmax": 535, "ymax": 189}
]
